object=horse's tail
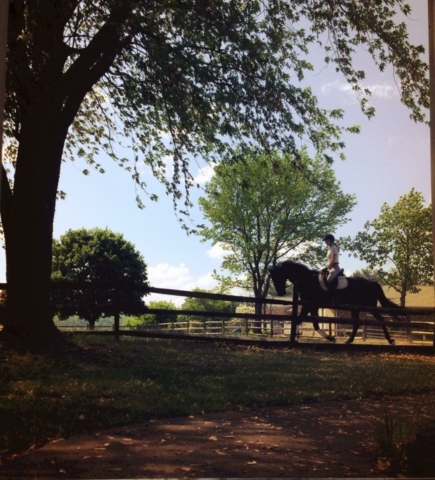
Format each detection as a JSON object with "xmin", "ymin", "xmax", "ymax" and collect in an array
[{"xmin": 372, "ymin": 282, "xmax": 401, "ymax": 309}]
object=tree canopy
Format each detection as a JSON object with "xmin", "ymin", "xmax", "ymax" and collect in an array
[
  {"xmin": 124, "ymin": 300, "xmax": 178, "ymax": 327},
  {"xmin": 198, "ymin": 149, "xmax": 356, "ymax": 305},
  {"xmin": 3, "ymin": 1, "xmax": 429, "ymax": 211},
  {"xmin": 342, "ymin": 189, "xmax": 433, "ymax": 306},
  {"xmin": 178, "ymin": 288, "xmax": 235, "ymax": 323},
  {"xmin": 352, "ymin": 268, "xmax": 383, "ymax": 284},
  {"xmin": 51, "ymin": 228, "xmax": 148, "ymax": 328}
]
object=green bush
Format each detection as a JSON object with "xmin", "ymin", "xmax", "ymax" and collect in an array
[{"xmin": 124, "ymin": 300, "xmax": 178, "ymax": 327}]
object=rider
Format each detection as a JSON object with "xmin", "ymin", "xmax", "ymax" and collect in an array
[{"xmin": 321, "ymin": 234, "xmax": 340, "ymax": 296}]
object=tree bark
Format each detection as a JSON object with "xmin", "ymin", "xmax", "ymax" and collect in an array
[
  {"xmin": 1, "ymin": 98, "xmax": 68, "ymax": 350},
  {"xmin": 1, "ymin": 1, "xmax": 135, "ymax": 350},
  {"xmin": 400, "ymin": 287, "xmax": 406, "ymax": 307}
]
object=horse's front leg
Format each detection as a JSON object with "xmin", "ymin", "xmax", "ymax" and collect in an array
[
  {"xmin": 346, "ymin": 310, "xmax": 360, "ymax": 344},
  {"xmin": 311, "ymin": 307, "xmax": 336, "ymax": 343},
  {"xmin": 373, "ymin": 311, "xmax": 395, "ymax": 345},
  {"xmin": 289, "ymin": 304, "xmax": 310, "ymax": 344}
]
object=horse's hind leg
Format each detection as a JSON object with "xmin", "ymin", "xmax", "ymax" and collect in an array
[
  {"xmin": 373, "ymin": 311, "xmax": 395, "ymax": 345},
  {"xmin": 345, "ymin": 310, "xmax": 359, "ymax": 344}
]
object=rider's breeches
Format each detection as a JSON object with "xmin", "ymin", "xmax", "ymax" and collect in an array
[{"xmin": 327, "ymin": 263, "xmax": 340, "ymax": 283}]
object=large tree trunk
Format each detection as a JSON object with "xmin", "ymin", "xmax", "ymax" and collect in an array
[
  {"xmin": 252, "ymin": 274, "xmax": 265, "ymax": 335},
  {"xmin": 1, "ymin": 1, "xmax": 133, "ymax": 350},
  {"xmin": 2, "ymin": 101, "xmax": 67, "ymax": 350},
  {"xmin": 400, "ymin": 286, "xmax": 406, "ymax": 307}
]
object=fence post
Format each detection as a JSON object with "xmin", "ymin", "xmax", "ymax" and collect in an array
[
  {"xmin": 270, "ymin": 317, "xmax": 274, "ymax": 337},
  {"xmin": 407, "ymin": 317, "xmax": 413, "ymax": 344},
  {"xmin": 114, "ymin": 287, "xmax": 120, "ymax": 343},
  {"xmin": 222, "ymin": 318, "xmax": 225, "ymax": 335},
  {"xmin": 290, "ymin": 283, "xmax": 299, "ymax": 346},
  {"xmin": 245, "ymin": 318, "xmax": 249, "ymax": 336}
]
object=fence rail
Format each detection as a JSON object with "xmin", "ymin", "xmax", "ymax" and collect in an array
[{"xmin": 0, "ymin": 282, "xmax": 434, "ymax": 347}]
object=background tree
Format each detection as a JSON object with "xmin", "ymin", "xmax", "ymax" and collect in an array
[
  {"xmin": 178, "ymin": 288, "xmax": 235, "ymax": 324},
  {"xmin": 1, "ymin": 0, "xmax": 429, "ymax": 348},
  {"xmin": 51, "ymin": 228, "xmax": 148, "ymax": 329},
  {"xmin": 198, "ymin": 149, "xmax": 356, "ymax": 331},
  {"xmin": 352, "ymin": 267, "xmax": 383, "ymax": 284},
  {"xmin": 229, "ymin": 304, "xmax": 255, "ymax": 333},
  {"xmin": 124, "ymin": 300, "xmax": 178, "ymax": 328},
  {"xmin": 342, "ymin": 189, "xmax": 433, "ymax": 306}
]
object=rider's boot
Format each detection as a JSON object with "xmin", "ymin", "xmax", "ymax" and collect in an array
[{"xmin": 327, "ymin": 284, "xmax": 337, "ymax": 306}]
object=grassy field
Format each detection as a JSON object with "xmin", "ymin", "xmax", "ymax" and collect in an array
[
  {"xmin": 1, "ymin": 335, "xmax": 435, "ymax": 460},
  {"xmin": 384, "ymin": 285, "xmax": 435, "ymax": 307}
]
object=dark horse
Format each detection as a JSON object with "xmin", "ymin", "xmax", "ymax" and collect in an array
[{"xmin": 268, "ymin": 260, "xmax": 400, "ymax": 344}]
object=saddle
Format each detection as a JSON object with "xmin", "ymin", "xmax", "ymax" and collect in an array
[{"xmin": 319, "ymin": 269, "xmax": 348, "ymax": 292}]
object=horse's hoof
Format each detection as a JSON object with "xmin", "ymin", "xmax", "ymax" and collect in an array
[
  {"xmin": 327, "ymin": 335, "xmax": 336, "ymax": 343},
  {"xmin": 345, "ymin": 339, "xmax": 352, "ymax": 345},
  {"xmin": 389, "ymin": 339, "xmax": 395, "ymax": 345}
]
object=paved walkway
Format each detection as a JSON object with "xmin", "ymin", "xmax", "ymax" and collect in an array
[{"xmin": 1, "ymin": 391, "xmax": 434, "ymax": 479}]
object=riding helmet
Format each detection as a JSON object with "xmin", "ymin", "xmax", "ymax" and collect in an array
[{"xmin": 323, "ymin": 234, "xmax": 335, "ymax": 242}]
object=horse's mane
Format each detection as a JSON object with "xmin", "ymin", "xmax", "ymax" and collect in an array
[{"xmin": 281, "ymin": 260, "xmax": 316, "ymax": 276}]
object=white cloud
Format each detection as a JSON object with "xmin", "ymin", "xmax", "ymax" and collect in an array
[
  {"xmin": 146, "ymin": 263, "xmax": 217, "ymax": 306},
  {"xmin": 148, "ymin": 262, "xmax": 192, "ymax": 289},
  {"xmin": 196, "ymin": 272, "xmax": 217, "ymax": 290},
  {"xmin": 369, "ymin": 84, "xmax": 398, "ymax": 99},
  {"xmin": 321, "ymin": 80, "xmax": 353, "ymax": 95},
  {"xmin": 194, "ymin": 164, "xmax": 216, "ymax": 185},
  {"xmin": 321, "ymin": 80, "xmax": 398, "ymax": 101},
  {"xmin": 206, "ymin": 243, "xmax": 228, "ymax": 259}
]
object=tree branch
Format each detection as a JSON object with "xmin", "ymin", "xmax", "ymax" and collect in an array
[{"xmin": 59, "ymin": 2, "xmax": 137, "ymax": 126}]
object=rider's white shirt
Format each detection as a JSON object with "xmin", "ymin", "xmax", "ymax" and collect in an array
[{"xmin": 327, "ymin": 244, "xmax": 339, "ymax": 264}]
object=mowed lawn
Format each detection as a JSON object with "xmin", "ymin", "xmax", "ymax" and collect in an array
[
  {"xmin": 384, "ymin": 285, "xmax": 435, "ymax": 307},
  {"xmin": 1, "ymin": 335, "xmax": 435, "ymax": 459}
]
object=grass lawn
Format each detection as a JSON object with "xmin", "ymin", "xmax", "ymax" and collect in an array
[{"xmin": 1, "ymin": 335, "xmax": 435, "ymax": 459}]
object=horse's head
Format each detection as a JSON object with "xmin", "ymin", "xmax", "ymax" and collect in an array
[
  {"xmin": 268, "ymin": 264, "xmax": 287, "ymax": 296},
  {"xmin": 269, "ymin": 261, "xmax": 310, "ymax": 296}
]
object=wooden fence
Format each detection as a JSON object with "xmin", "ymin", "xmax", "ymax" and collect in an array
[{"xmin": 1, "ymin": 282, "xmax": 434, "ymax": 347}]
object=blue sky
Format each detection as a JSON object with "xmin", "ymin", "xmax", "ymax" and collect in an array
[{"xmin": 0, "ymin": 1, "xmax": 431, "ymax": 305}]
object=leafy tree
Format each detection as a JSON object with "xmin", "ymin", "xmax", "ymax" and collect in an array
[
  {"xmin": 228, "ymin": 304, "xmax": 255, "ymax": 332},
  {"xmin": 352, "ymin": 268, "xmax": 383, "ymax": 283},
  {"xmin": 51, "ymin": 228, "xmax": 148, "ymax": 329},
  {"xmin": 342, "ymin": 189, "xmax": 433, "ymax": 306},
  {"xmin": 198, "ymin": 149, "xmax": 356, "ymax": 328},
  {"xmin": 123, "ymin": 316, "xmax": 146, "ymax": 329},
  {"xmin": 178, "ymin": 288, "xmax": 235, "ymax": 323},
  {"xmin": 1, "ymin": 1, "xmax": 429, "ymax": 348},
  {"xmin": 234, "ymin": 304, "xmax": 255, "ymax": 316},
  {"xmin": 124, "ymin": 300, "xmax": 178, "ymax": 327}
]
